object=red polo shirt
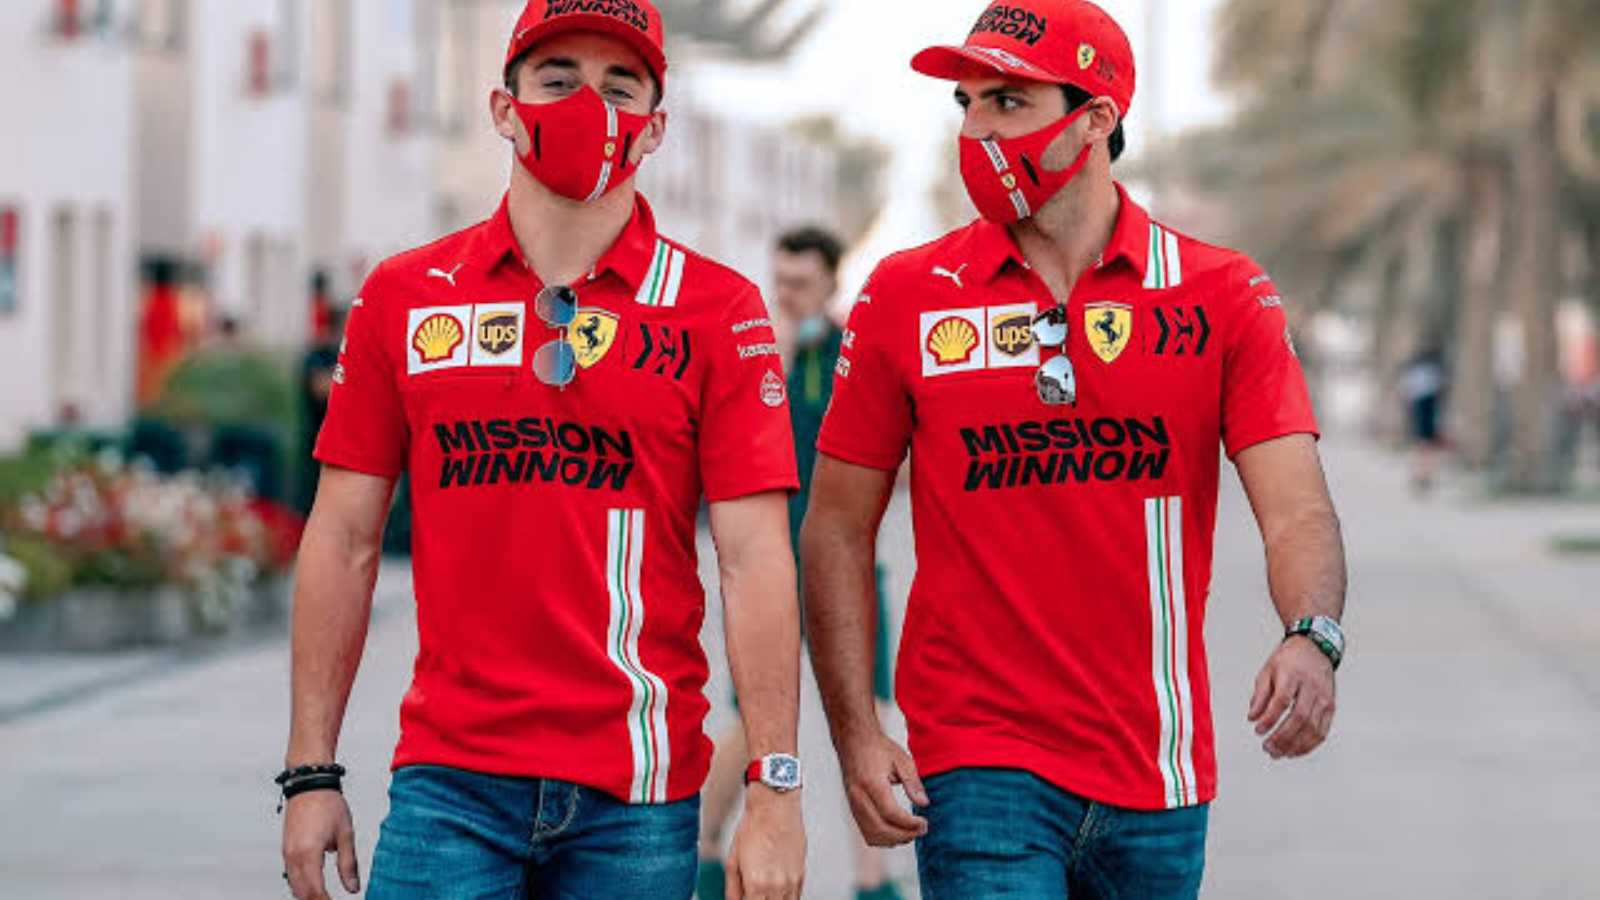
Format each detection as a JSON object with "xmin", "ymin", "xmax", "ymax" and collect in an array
[
  {"xmin": 316, "ymin": 195, "xmax": 797, "ymax": 804},
  {"xmin": 819, "ymin": 184, "xmax": 1318, "ymax": 810}
]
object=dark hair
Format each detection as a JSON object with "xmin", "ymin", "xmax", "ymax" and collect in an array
[
  {"xmin": 504, "ymin": 50, "xmax": 663, "ymax": 110},
  {"xmin": 776, "ymin": 226, "xmax": 844, "ymax": 275},
  {"xmin": 1063, "ymin": 85, "xmax": 1125, "ymax": 163}
]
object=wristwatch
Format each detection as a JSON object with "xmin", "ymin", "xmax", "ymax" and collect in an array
[
  {"xmin": 1285, "ymin": 615, "xmax": 1345, "ymax": 670},
  {"xmin": 744, "ymin": 753, "xmax": 803, "ymax": 792}
]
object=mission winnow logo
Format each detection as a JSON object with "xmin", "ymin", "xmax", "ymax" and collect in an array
[
  {"xmin": 434, "ymin": 417, "xmax": 634, "ymax": 491},
  {"xmin": 960, "ymin": 416, "xmax": 1173, "ymax": 491}
]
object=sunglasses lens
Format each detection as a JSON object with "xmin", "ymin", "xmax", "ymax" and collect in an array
[
  {"xmin": 1036, "ymin": 355, "xmax": 1078, "ymax": 406},
  {"xmin": 535, "ymin": 285, "xmax": 579, "ymax": 328},
  {"xmin": 1032, "ymin": 307, "xmax": 1068, "ymax": 348},
  {"xmin": 533, "ymin": 339, "xmax": 577, "ymax": 387}
]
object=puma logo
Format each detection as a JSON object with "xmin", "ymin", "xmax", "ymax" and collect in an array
[
  {"xmin": 427, "ymin": 264, "xmax": 463, "ymax": 288},
  {"xmin": 932, "ymin": 264, "xmax": 968, "ymax": 289}
]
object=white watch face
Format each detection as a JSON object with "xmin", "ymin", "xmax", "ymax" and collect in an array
[
  {"xmin": 763, "ymin": 755, "xmax": 801, "ymax": 790},
  {"xmin": 1310, "ymin": 617, "xmax": 1345, "ymax": 654}
]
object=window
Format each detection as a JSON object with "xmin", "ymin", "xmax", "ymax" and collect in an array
[
  {"xmin": 55, "ymin": 0, "xmax": 83, "ymax": 40},
  {"xmin": 388, "ymin": 79, "xmax": 412, "ymax": 135},
  {"xmin": 135, "ymin": 0, "xmax": 187, "ymax": 52},
  {"xmin": 0, "ymin": 206, "xmax": 18, "ymax": 317},
  {"xmin": 247, "ymin": 30, "xmax": 273, "ymax": 97},
  {"xmin": 92, "ymin": 209, "xmax": 114, "ymax": 385},
  {"xmin": 51, "ymin": 208, "xmax": 79, "ymax": 418}
]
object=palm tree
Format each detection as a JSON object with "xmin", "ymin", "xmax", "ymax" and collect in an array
[{"xmin": 1174, "ymin": 0, "xmax": 1600, "ymax": 490}]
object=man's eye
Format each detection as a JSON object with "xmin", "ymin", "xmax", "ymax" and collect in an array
[
  {"xmin": 543, "ymin": 79, "xmax": 577, "ymax": 92},
  {"xmin": 997, "ymin": 95, "xmax": 1022, "ymax": 111}
]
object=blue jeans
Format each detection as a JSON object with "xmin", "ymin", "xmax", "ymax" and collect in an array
[
  {"xmin": 915, "ymin": 768, "xmax": 1208, "ymax": 900},
  {"xmin": 366, "ymin": 765, "xmax": 700, "ymax": 900}
]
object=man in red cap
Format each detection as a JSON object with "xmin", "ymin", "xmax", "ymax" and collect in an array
[
  {"xmin": 803, "ymin": 1, "xmax": 1349, "ymax": 896},
  {"xmin": 278, "ymin": 3, "xmax": 806, "ymax": 898}
]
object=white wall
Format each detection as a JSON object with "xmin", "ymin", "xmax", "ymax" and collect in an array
[
  {"xmin": 189, "ymin": 0, "xmax": 312, "ymax": 346},
  {"xmin": 0, "ymin": 1, "xmax": 138, "ymax": 451},
  {"xmin": 335, "ymin": 0, "xmax": 440, "ymax": 291}
]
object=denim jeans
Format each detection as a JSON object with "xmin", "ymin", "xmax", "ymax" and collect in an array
[
  {"xmin": 366, "ymin": 765, "xmax": 700, "ymax": 900},
  {"xmin": 915, "ymin": 768, "xmax": 1208, "ymax": 900}
]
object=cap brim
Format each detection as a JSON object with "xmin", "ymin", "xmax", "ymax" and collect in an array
[
  {"xmin": 910, "ymin": 44, "xmax": 1063, "ymax": 84},
  {"xmin": 508, "ymin": 15, "xmax": 667, "ymax": 85}
]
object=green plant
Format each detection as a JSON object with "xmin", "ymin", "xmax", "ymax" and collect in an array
[{"xmin": 3, "ymin": 535, "xmax": 73, "ymax": 601}]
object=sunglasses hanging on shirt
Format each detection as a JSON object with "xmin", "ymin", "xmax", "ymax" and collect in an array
[
  {"xmin": 1032, "ymin": 306, "xmax": 1078, "ymax": 406},
  {"xmin": 532, "ymin": 285, "xmax": 580, "ymax": 388}
]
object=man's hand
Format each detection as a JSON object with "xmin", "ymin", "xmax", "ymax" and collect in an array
[
  {"xmin": 281, "ymin": 791, "xmax": 360, "ymax": 900},
  {"xmin": 839, "ymin": 729, "xmax": 929, "ymax": 847},
  {"xmin": 726, "ymin": 789, "xmax": 805, "ymax": 900},
  {"xmin": 1248, "ymin": 636, "xmax": 1337, "ymax": 759}
]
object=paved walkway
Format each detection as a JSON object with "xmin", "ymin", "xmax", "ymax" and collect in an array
[{"xmin": 1, "ymin": 436, "xmax": 1596, "ymax": 898}]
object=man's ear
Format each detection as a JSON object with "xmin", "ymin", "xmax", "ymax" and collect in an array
[
  {"xmin": 631, "ymin": 109, "xmax": 669, "ymax": 164},
  {"xmin": 491, "ymin": 88, "xmax": 526, "ymax": 153},
  {"xmin": 1085, "ymin": 97, "xmax": 1120, "ymax": 147}
]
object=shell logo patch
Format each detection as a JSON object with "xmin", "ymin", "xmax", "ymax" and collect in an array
[{"xmin": 413, "ymin": 313, "xmax": 464, "ymax": 364}]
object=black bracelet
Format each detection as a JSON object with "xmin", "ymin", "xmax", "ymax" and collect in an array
[
  {"xmin": 274, "ymin": 764, "xmax": 346, "ymax": 813},
  {"xmin": 282, "ymin": 774, "xmax": 344, "ymax": 799},
  {"xmin": 274, "ymin": 763, "xmax": 346, "ymax": 787}
]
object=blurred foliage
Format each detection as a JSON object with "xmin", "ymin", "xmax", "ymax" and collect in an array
[
  {"xmin": 659, "ymin": 0, "xmax": 826, "ymax": 61},
  {"xmin": 4, "ymin": 535, "xmax": 74, "ymax": 602},
  {"xmin": 0, "ymin": 444, "xmax": 62, "ymax": 504},
  {"xmin": 1166, "ymin": 0, "xmax": 1600, "ymax": 492},
  {"xmin": 143, "ymin": 347, "xmax": 301, "ymax": 503}
]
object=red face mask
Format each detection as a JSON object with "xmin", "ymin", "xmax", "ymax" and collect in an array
[
  {"xmin": 508, "ymin": 85, "xmax": 652, "ymax": 204},
  {"xmin": 959, "ymin": 105, "xmax": 1093, "ymax": 224}
]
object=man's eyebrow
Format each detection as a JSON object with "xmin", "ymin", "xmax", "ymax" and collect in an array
[
  {"xmin": 979, "ymin": 85, "xmax": 1022, "ymax": 100},
  {"xmin": 605, "ymin": 64, "xmax": 644, "ymax": 85},
  {"xmin": 533, "ymin": 56, "xmax": 580, "ymax": 73}
]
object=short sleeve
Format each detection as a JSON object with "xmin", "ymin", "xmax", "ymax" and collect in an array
[
  {"xmin": 697, "ymin": 285, "xmax": 800, "ymax": 503},
  {"xmin": 1221, "ymin": 261, "xmax": 1320, "ymax": 459},
  {"xmin": 314, "ymin": 267, "xmax": 409, "ymax": 479},
  {"xmin": 816, "ymin": 269, "xmax": 913, "ymax": 471}
]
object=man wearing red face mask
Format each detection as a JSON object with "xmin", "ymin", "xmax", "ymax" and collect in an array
[
  {"xmin": 802, "ymin": 1, "xmax": 1349, "ymax": 896},
  {"xmin": 277, "ymin": 3, "xmax": 806, "ymax": 899}
]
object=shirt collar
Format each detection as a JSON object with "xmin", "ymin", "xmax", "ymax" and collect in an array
[
  {"xmin": 464, "ymin": 193, "xmax": 661, "ymax": 289},
  {"xmin": 964, "ymin": 181, "xmax": 1154, "ymax": 283}
]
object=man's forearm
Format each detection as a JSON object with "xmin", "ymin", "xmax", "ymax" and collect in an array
[
  {"xmin": 800, "ymin": 515, "xmax": 881, "ymax": 747},
  {"xmin": 723, "ymin": 551, "xmax": 801, "ymax": 758},
  {"xmin": 1263, "ymin": 507, "xmax": 1347, "ymax": 627},
  {"xmin": 285, "ymin": 514, "xmax": 383, "ymax": 766}
]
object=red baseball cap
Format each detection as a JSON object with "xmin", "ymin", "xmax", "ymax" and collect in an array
[
  {"xmin": 505, "ymin": 0, "xmax": 668, "ymax": 89},
  {"xmin": 912, "ymin": 0, "xmax": 1136, "ymax": 118}
]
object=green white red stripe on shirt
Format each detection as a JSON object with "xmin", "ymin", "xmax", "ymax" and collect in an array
[
  {"xmin": 635, "ymin": 240, "xmax": 686, "ymax": 308},
  {"xmin": 606, "ymin": 508, "xmax": 672, "ymax": 803},
  {"xmin": 1144, "ymin": 223, "xmax": 1184, "ymax": 290},
  {"xmin": 1146, "ymin": 495, "xmax": 1199, "ymax": 808}
]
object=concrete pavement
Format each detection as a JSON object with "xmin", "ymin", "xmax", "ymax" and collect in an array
[{"xmin": 1, "ymin": 435, "xmax": 1597, "ymax": 898}]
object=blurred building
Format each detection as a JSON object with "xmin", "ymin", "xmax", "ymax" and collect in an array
[
  {"xmin": 432, "ymin": 1, "xmax": 836, "ymax": 289},
  {"xmin": 0, "ymin": 0, "xmax": 139, "ymax": 447},
  {"xmin": 0, "ymin": 0, "xmax": 841, "ymax": 453}
]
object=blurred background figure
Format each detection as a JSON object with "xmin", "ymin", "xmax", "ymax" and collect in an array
[
  {"xmin": 698, "ymin": 225, "xmax": 903, "ymax": 900},
  {"xmin": 1400, "ymin": 347, "xmax": 1449, "ymax": 495}
]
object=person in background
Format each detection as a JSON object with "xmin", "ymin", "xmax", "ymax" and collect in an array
[
  {"xmin": 297, "ymin": 301, "xmax": 344, "ymax": 515},
  {"xmin": 1399, "ymin": 347, "xmax": 1449, "ymax": 495},
  {"xmin": 698, "ymin": 227, "xmax": 903, "ymax": 900}
]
